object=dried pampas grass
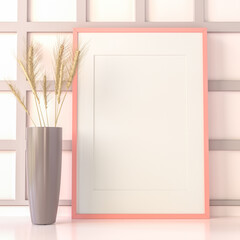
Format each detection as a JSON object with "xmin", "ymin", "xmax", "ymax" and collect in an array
[{"xmin": 7, "ymin": 39, "xmax": 85, "ymax": 127}]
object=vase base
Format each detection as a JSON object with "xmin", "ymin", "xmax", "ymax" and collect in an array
[
  {"xmin": 31, "ymin": 217, "xmax": 56, "ymax": 225},
  {"xmin": 31, "ymin": 221, "xmax": 56, "ymax": 225}
]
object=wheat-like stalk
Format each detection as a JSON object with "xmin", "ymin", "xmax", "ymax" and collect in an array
[
  {"xmin": 18, "ymin": 58, "xmax": 43, "ymax": 126},
  {"xmin": 26, "ymin": 44, "xmax": 46, "ymax": 127},
  {"xmin": 8, "ymin": 39, "xmax": 85, "ymax": 128},
  {"xmin": 18, "ymin": 59, "xmax": 39, "ymax": 102},
  {"xmin": 8, "ymin": 83, "xmax": 36, "ymax": 127},
  {"xmin": 55, "ymin": 44, "xmax": 64, "ymax": 95},
  {"xmin": 42, "ymin": 75, "xmax": 49, "ymax": 126},
  {"xmin": 66, "ymin": 50, "xmax": 80, "ymax": 89},
  {"xmin": 57, "ymin": 63, "xmax": 63, "ymax": 104},
  {"xmin": 27, "ymin": 45, "xmax": 35, "ymax": 89},
  {"xmin": 55, "ymin": 49, "xmax": 81, "ymax": 126},
  {"xmin": 43, "ymin": 75, "xmax": 47, "ymax": 108},
  {"xmin": 54, "ymin": 43, "xmax": 65, "ymax": 125}
]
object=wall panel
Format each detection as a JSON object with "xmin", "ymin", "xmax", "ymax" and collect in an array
[
  {"xmin": 0, "ymin": 152, "xmax": 16, "ymax": 200},
  {"xmin": 29, "ymin": 0, "xmax": 76, "ymax": 22},
  {"xmin": 0, "ymin": 0, "xmax": 238, "ymax": 210},
  {"xmin": 146, "ymin": 0, "xmax": 194, "ymax": 22},
  {"xmin": 87, "ymin": 0, "xmax": 135, "ymax": 22}
]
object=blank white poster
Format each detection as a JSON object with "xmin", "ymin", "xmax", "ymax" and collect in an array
[{"xmin": 76, "ymin": 32, "xmax": 205, "ymax": 214}]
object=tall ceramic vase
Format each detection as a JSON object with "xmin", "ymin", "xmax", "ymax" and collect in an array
[{"xmin": 26, "ymin": 127, "xmax": 62, "ymax": 225}]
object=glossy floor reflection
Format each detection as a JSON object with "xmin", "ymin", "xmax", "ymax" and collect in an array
[{"xmin": 1, "ymin": 208, "xmax": 240, "ymax": 240}]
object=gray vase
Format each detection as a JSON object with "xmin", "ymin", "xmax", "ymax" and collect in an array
[{"xmin": 26, "ymin": 127, "xmax": 62, "ymax": 225}]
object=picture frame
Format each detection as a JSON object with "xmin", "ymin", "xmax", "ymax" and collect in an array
[{"xmin": 72, "ymin": 28, "xmax": 209, "ymax": 219}]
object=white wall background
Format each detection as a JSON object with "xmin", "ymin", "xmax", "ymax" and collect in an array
[{"xmin": 0, "ymin": 0, "xmax": 239, "ymax": 216}]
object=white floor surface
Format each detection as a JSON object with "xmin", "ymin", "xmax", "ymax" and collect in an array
[{"xmin": 0, "ymin": 207, "xmax": 240, "ymax": 240}]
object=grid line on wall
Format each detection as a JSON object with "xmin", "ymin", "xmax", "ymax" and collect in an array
[
  {"xmin": 211, "ymin": 200, "xmax": 240, "ymax": 206},
  {"xmin": 3, "ymin": 22, "xmax": 240, "ymax": 33},
  {"xmin": 15, "ymin": 0, "xmax": 28, "ymax": 206},
  {"xmin": 0, "ymin": 0, "xmax": 238, "ymax": 207},
  {"xmin": 136, "ymin": 0, "xmax": 146, "ymax": 22},
  {"xmin": 208, "ymin": 80, "xmax": 240, "ymax": 91},
  {"xmin": 195, "ymin": 0, "xmax": 204, "ymax": 23}
]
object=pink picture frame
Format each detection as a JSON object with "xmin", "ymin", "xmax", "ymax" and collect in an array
[{"xmin": 72, "ymin": 28, "xmax": 209, "ymax": 219}]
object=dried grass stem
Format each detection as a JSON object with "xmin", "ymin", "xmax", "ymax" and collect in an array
[{"xmin": 8, "ymin": 83, "xmax": 36, "ymax": 127}]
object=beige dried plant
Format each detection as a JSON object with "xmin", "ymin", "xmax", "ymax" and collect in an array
[
  {"xmin": 7, "ymin": 83, "xmax": 36, "ymax": 127},
  {"xmin": 42, "ymin": 75, "xmax": 50, "ymax": 126},
  {"xmin": 54, "ymin": 49, "xmax": 82, "ymax": 126},
  {"xmin": 7, "ymin": 39, "xmax": 85, "ymax": 127},
  {"xmin": 57, "ymin": 63, "xmax": 63, "ymax": 104}
]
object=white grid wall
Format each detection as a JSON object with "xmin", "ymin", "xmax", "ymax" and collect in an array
[{"xmin": 0, "ymin": 0, "xmax": 239, "ymax": 207}]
